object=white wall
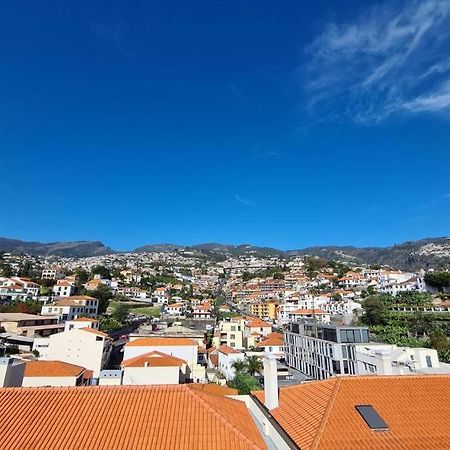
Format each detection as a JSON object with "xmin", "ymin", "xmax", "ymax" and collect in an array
[
  {"xmin": 36, "ymin": 329, "xmax": 110, "ymax": 377},
  {"xmin": 122, "ymin": 366, "xmax": 180, "ymax": 385},
  {"xmin": 22, "ymin": 375, "xmax": 78, "ymax": 387},
  {"xmin": 218, "ymin": 352, "xmax": 245, "ymax": 380},
  {"xmin": 124, "ymin": 345, "xmax": 198, "ymax": 369}
]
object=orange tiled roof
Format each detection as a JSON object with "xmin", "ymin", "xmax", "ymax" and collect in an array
[
  {"xmin": 79, "ymin": 327, "xmax": 108, "ymax": 337},
  {"xmin": 126, "ymin": 337, "xmax": 198, "ymax": 347},
  {"xmin": 188, "ymin": 383, "xmax": 238, "ymax": 396},
  {"xmin": 257, "ymin": 335, "xmax": 284, "ymax": 347},
  {"xmin": 0, "ymin": 385, "xmax": 267, "ymax": 450},
  {"xmin": 24, "ymin": 360, "xmax": 86, "ymax": 378},
  {"xmin": 68, "ymin": 295, "xmax": 96, "ymax": 300},
  {"xmin": 72, "ymin": 317, "xmax": 99, "ymax": 322},
  {"xmin": 122, "ymin": 351, "xmax": 186, "ymax": 368},
  {"xmin": 218, "ymin": 345, "xmax": 242, "ymax": 355},
  {"xmin": 246, "ymin": 318, "xmax": 271, "ymax": 328},
  {"xmin": 254, "ymin": 375, "xmax": 450, "ymax": 449},
  {"xmin": 291, "ymin": 308, "xmax": 328, "ymax": 315}
]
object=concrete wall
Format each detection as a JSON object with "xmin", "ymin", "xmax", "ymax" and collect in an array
[
  {"xmin": 22, "ymin": 376, "xmax": 77, "ymax": 387},
  {"xmin": 36, "ymin": 329, "xmax": 110, "ymax": 377},
  {"xmin": 122, "ymin": 366, "xmax": 180, "ymax": 385},
  {"xmin": 0, "ymin": 358, "xmax": 25, "ymax": 387}
]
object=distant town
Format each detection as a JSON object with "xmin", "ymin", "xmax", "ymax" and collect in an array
[{"xmin": 1, "ymin": 240, "xmax": 450, "ymax": 448}]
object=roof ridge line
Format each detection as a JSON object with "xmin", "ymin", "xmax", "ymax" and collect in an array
[
  {"xmin": 186, "ymin": 387, "xmax": 262, "ymax": 450},
  {"xmin": 310, "ymin": 377, "xmax": 342, "ymax": 450}
]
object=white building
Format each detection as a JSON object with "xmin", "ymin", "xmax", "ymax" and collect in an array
[
  {"xmin": 356, "ymin": 344, "xmax": 450, "ymax": 375},
  {"xmin": 41, "ymin": 296, "xmax": 99, "ymax": 321},
  {"xmin": 165, "ymin": 303, "xmax": 184, "ymax": 316},
  {"xmin": 121, "ymin": 351, "xmax": 187, "ymax": 385},
  {"xmin": 256, "ymin": 333, "xmax": 285, "ymax": 358},
  {"xmin": 41, "ymin": 269, "xmax": 65, "ymax": 280},
  {"xmin": 284, "ymin": 322, "xmax": 370, "ymax": 380},
  {"xmin": 33, "ymin": 327, "xmax": 111, "ymax": 378},
  {"xmin": 217, "ymin": 345, "xmax": 245, "ymax": 380},
  {"xmin": 288, "ymin": 308, "xmax": 331, "ymax": 324},
  {"xmin": 123, "ymin": 337, "xmax": 203, "ymax": 382},
  {"xmin": 52, "ymin": 280, "xmax": 76, "ymax": 297},
  {"xmin": 64, "ymin": 317, "xmax": 100, "ymax": 332},
  {"xmin": 0, "ymin": 357, "xmax": 25, "ymax": 387},
  {"xmin": 22, "ymin": 360, "xmax": 91, "ymax": 387}
]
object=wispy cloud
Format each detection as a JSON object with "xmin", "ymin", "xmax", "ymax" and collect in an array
[
  {"xmin": 303, "ymin": 0, "xmax": 450, "ymax": 123},
  {"xmin": 252, "ymin": 147, "xmax": 280, "ymax": 158},
  {"xmin": 93, "ymin": 21, "xmax": 130, "ymax": 58},
  {"xmin": 226, "ymin": 82, "xmax": 244, "ymax": 102},
  {"xmin": 234, "ymin": 194, "xmax": 256, "ymax": 207}
]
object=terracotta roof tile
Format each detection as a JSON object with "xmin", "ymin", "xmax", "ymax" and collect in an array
[
  {"xmin": 0, "ymin": 385, "xmax": 267, "ymax": 449},
  {"xmin": 188, "ymin": 383, "xmax": 239, "ymax": 396},
  {"xmin": 72, "ymin": 317, "xmax": 99, "ymax": 323},
  {"xmin": 254, "ymin": 375, "xmax": 450, "ymax": 449},
  {"xmin": 79, "ymin": 327, "xmax": 108, "ymax": 337},
  {"xmin": 126, "ymin": 337, "xmax": 198, "ymax": 347},
  {"xmin": 24, "ymin": 361, "xmax": 86, "ymax": 378},
  {"xmin": 257, "ymin": 335, "xmax": 284, "ymax": 347},
  {"xmin": 246, "ymin": 318, "xmax": 271, "ymax": 328},
  {"xmin": 218, "ymin": 345, "xmax": 242, "ymax": 355},
  {"xmin": 122, "ymin": 351, "xmax": 186, "ymax": 368},
  {"xmin": 291, "ymin": 308, "xmax": 328, "ymax": 315}
]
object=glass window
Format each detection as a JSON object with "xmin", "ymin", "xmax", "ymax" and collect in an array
[{"xmin": 426, "ymin": 355, "xmax": 432, "ymax": 368}]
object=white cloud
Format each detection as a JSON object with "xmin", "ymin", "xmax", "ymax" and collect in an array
[
  {"xmin": 303, "ymin": 0, "xmax": 450, "ymax": 123},
  {"xmin": 234, "ymin": 194, "xmax": 256, "ymax": 207}
]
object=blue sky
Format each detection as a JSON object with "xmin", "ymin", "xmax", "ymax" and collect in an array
[{"xmin": 1, "ymin": 0, "xmax": 449, "ymax": 250}]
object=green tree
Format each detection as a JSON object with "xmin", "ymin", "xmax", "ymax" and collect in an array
[
  {"xmin": 246, "ymin": 355, "xmax": 263, "ymax": 376},
  {"xmin": 90, "ymin": 284, "xmax": 113, "ymax": 315},
  {"xmin": 231, "ymin": 359, "xmax": 247, "ymax": 373},
  {"xmin": 0, "ymin": 264, "xmax": 13, "ymax": 277},
  {"xmin": 425, "ymin": 272, "xmax": 450, "ymax": 292},
  {"xmin": 91, "ymin": 266, "xmax": 112, "ymax": 280},
  {"xmin": 112, "ymin": 303, "xmax": 130, "ymax": 323},
  {"xmin": 228, "ymin": 372, "xmax": 261, "ymax": 395},
  {"xmin": 75, "ymin": 268, "xmax": 89, "ymax": 287},
  {"xmin": 361, "ymin": 296, "xmax": 388, "ymax": 326}
]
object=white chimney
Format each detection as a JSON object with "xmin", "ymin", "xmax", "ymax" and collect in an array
[{"xmin": 263, "ymin": 352, "xmax": 279, "ymax": 410}]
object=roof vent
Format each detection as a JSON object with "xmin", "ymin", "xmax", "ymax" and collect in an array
[{"xmin": 355, "ymin": 405, "xmax": 388, "ymax": 431}]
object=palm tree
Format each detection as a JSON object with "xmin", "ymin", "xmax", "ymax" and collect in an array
[
  {"xmin": 231, "ymin": 359, "xmax": 247, "ymax": 373},
  {"xmin": 246, "ymin": 355, "xmax": 263, "ymax": 376}
]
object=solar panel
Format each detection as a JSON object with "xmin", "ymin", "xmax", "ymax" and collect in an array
[{"xmin": 355, "ymin": 405, "xmax": 388, "ymax": 431}]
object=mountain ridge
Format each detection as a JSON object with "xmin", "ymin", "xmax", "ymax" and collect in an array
[{"xmin": 1, "ymin": 236, "xmax": 449, "ymax": 270}]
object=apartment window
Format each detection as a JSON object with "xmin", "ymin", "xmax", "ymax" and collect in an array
[
  {"xmin": 426, "ymin": 355, "xmax": 432, "ymax": 368},
  {"xmin": 230, "ymin": 334, "xmax": 235, "ymax": 339},
  {"xmin": 231, "ymin": 326, "xmax": 236, "ymax": 331}
]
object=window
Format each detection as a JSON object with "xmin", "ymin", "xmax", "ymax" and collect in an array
[{"xmin": 426, "ymin": 355, "xmax": 432, "ymax": 368}]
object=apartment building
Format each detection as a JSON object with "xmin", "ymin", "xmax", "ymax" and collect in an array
[
  {"xmin": 41, "ymin": 269, "xmax": 65, "ymax": 280},
  {"xmin": 284, "ymin": 322, "xmax": 370, "ymax": 380},
  {"xmin": 52, "ymin": 280, "xmax": 76, "ymax": 297},
  {"xmin": 41, "ymin": 295, "xmax": 99, "ymax": 320},
  {"xmin": 249, "ymin": 301, "xmax": 278, "ymax": 320},
  {"xmin": 213, "ymin": 319, "xmax": 244, "ymax": 349},
  {"xmin": 33, "ymin": 327, "xmax": 111, "ymax": 378},
  {"xmin": 0, "ymin": 313, "xmax": 63, "ymax": 338}
]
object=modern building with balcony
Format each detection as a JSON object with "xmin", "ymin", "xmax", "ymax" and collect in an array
[{"xmin": 284, "ymin": 321, "xmax": 369, "ymax": 380}]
